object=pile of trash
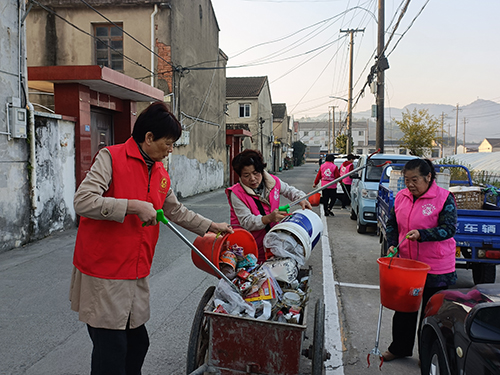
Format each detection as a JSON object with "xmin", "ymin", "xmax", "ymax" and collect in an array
[{"xmin": 212, "ymin": 241, "xmax": 309, "ymax": 324}]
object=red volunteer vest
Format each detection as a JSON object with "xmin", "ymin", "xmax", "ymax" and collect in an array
[
  {"xmin": 73, "ymin": 138, "xmax": 171, "ymax": 279},
  {"xmin": 319, "ymin": 162, "xmax": 339, "ymax": 189},
  {"xmin": 340, "ymin": 161, "xmax": 354, "ymax": 185},
  {"xmin": 394, "ymin": 182, "xmax": 456, "ymax": 274},
  {"xmin": 226, "ymin": 175, "xmax": 281, "ymax": 262}
]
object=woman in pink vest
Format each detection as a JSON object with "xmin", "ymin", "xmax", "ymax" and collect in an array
[
  {"xmin": 339, "ymin": 154, "xmax": 356, "ymax": 209},
  {"xmin": 382, "ymin": 158, "xmax": 457, "ymax": 363},
  {"xmin": 226, "ymin": 149, "xmax": 311, "ymax": 262},
  {"xmin": 313, "ymin": 154, "xmax": 340, "ymax": 216},
  {"xmin": 70, "ymin": 102, "xmax": 232, "ymax": 375}
]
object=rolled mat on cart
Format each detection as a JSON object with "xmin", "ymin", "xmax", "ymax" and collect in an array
[
  {"xmin": 192, "ymin": 228, "xmax": 258, "ymax": 278},
  {"xmin": 377, "ymin": 257, "xmax": 431, "ymax": 312}
]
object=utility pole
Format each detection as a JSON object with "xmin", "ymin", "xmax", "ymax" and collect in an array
[
  {"xmin": 376, "ymin": 0, "xmax": 386, "ymax": 153},
  {"xmin": 328, "ymin": 109, "xmax": 331, "ymax": 153},
  {"xmin": 329, "ymin": 105, "xmax": 338, "ymax": 153},
  {"xmin": 454, "ymin": 104, "xmax": 461, "ymax": 154},
  {"xmin": 440, "ymin": 112, "xmax": 446, "ymax": 158},
  {"xmin": 340, "ymin": 28, "xmax": 365, "ymax": 155},
  {"xmin": 259, "ymin": 117, "xmax": 265, "ymax": 155},
  {"xmin": 463, "ymin": 117, "xmax": 467, "ymax": 151}
]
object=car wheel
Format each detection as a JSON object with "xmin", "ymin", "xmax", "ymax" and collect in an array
[
  {"xmin": 421, "ymin": 340, "xmax": 449, "ymax": 375},
  {"xmin": 350, "ymin": 208, "xmax": 357, "ymax": 220},
  {"xmin": 472, "ymin": 263, "xmax": 497, "ymax": 284},
  {"xmin": 356, "ymin": 219, "xmax": 367, "ymax": 234}
]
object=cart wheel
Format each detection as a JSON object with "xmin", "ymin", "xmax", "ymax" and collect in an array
[
  {"xmin": 186, "ymin": 286, "xmax": 215, "ymax": 374},
  {"xmin": 311, "ymin": 299, "xmax": 326, "ymax": 375}
]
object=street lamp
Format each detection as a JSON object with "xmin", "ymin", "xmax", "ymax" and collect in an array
[{"xmin": 329, "ymin": 96, "xmax": 351, "ymax": 154}]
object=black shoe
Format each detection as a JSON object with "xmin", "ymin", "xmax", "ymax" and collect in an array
[
  {"xmin": 327, "ymin": 210, "xmax": 334, "ymax": 217},
  {"xmin": 324, "ymin": 211, "xmax": 330, "ymax": 216}
]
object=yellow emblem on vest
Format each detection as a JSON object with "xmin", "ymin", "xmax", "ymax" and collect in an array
[{"xmin": 159, "ymin": 177, "xmax": 169, "ymax": 194}]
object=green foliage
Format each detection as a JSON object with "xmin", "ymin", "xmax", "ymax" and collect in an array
[
  {"xmin": 292, "ymin": 141, "xmax": 307, "ymax": 166},
  {"xmin": 335, "ymin": 134, "xmax": 353, "ymax": 154},
  {"xmin": 395, "ymin": 108, "xmax": 441, "ymax": 156}
]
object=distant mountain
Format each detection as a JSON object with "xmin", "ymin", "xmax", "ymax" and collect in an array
[{"xmin": 297, "ymin": 99, "xmax": 500, "ymax": 143}]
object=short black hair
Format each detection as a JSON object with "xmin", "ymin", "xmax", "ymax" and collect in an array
[
  {"xmin": 403, "ymin": 158, "xmax": 436, "ymax": 181},
  {"xmin": 232, "ymin": 149, "xmax": 267, "ymax": 176},
  {"xmin": 325, "ymin": 154, "xmax": 335, "ymax": 162},
  {"xmin": 346, "ymin": 154, "xmax": 356, "ymax": 160},
  {"xmin": 132, "ymin": 102, "xmax": 182, "ymax": 143}
]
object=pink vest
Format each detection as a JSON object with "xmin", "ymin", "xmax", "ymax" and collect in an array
[
  {"xmin": 394, "ymin": 182, "xmax": 456, "ymax": 274},
  {"xmin": 340, "ymin": 161, "xmax": 353, "ymax": 185},
  {"xmin": 226, "ymin": 175, "xmax": 281, "ymax": 262},
  {"xmin": 320, "ymin": 162, "xmax": 339, "ymax": 189}
]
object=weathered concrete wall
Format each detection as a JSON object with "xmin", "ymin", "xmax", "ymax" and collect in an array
[
  {"xmin": 160, "ymin": 0, "xmax": 227, "ymax": 194},
  {"xmin": 27, "ymin": 0, "xmax": 228, "ymax": 196},
  {"xmin": 32, "ymin": 113, "xmax": 76, "ymax": 239},
  {"xmin": 169, "ymin": 154, "xmax": 224, "ymax": 198},
  {"xmin": 0, "ymin": 0, "xmax": 31, "ymax": 252}
]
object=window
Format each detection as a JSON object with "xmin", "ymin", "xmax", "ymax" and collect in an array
[
  {"xmin": 356, "ymin": 149, "xmax": 363, "ymax": 154},
  {"xmin": 239, "ymin": 104, "xmax": 251, "ymax": 118},
  {"xmin": 304, "ymin": 131, "xmax": 309, "ymax": 136},
  {"xmin": 94, "ymin": 23, "xmax": 123, "ymax": 71},
  {"xmin": 399, "ymin": 149, "xmax": 406, "ymax": 155},
  {"xmin": 358, "ymin": 131, "xmax": 364, "ymax": 136}
]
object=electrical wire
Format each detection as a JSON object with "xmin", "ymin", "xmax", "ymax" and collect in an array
[
  {"xmin": 77, "ymin": 0, "xmax": 175, "ymax": 70},
  {"xmin": 30, "ymin": 0, "xmax": 154, "ymax": 75}
]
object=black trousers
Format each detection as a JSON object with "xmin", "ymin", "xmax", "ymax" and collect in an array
[
  {"xmin": 341, "ymin": 184, "xmax": 351, "ymax": 208},
  {"xmin": 387, "ymin": 284, "xmax": 448, "ymax": 357},
  {"xmin": 87, "ymin": 323, "xmax": 150, "ymax": 375},
  {"xmin": 322, "ymin": 189, "xmax": 338, "ymax": 213}
]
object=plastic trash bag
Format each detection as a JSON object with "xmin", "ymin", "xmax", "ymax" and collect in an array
[
  {"xmin": 263, "ymin": 231, "xmax": 306, "ymax": 267},
  {"xmin": 214, "ymin": 278, "xmax": 255, "ymax": 318}
]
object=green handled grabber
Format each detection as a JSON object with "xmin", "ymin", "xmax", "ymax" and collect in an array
[
  {"xmin": 386, "ymin": 234, "xmax": 410, "ymax": 258},
  {"xmin": 144, "ymin": 209, "xmax": 241, "ymax": 294},
  {"xmin": 279, "ymin": 149, "xmax": 388, "ymax": 213}
]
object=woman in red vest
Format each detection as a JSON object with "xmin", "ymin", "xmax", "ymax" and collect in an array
[
  {"xmin": 70, "ymin": 102, "xmax": 232, "ymax": 375},
  {"xmin": 226, "ymin": 149, "xmax": 311, "ymax": 262}
]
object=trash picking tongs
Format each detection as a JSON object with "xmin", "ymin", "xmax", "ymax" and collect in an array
[
  {"xmin": 144, "ymin": 209, "xmax": 242, "ymax": 294},
  {"xmin": 367, "ymin": 235, "xmax": 409, "ymax": 370},
  {"xmin": 278, "ymin": 149, "xmax": 390, "ymax": 213}
]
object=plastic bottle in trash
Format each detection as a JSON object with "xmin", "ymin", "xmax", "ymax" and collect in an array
[{"xmin": 277, "ymin": 311, "xmax": 287, "ymax": 323}]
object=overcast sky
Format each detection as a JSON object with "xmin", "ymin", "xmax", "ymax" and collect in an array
[{"xmin": 211, "ymin": 0, "xmax": 500, "ymax": 119}]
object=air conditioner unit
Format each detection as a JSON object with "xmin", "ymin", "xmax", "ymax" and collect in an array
[{"xmin": 269, "ymin": 135, "xmax": 275, "ymax": 143}]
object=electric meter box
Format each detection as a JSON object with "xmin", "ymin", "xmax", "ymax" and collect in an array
[{"xmin": 9, "ymin": 107, "xmax": 28, "ymax": 138}]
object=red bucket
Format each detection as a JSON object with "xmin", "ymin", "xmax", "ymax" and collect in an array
[
  {"xmin": 377, "ymin": 257, "xmax": 431, "ymax": 312},
  {"xmin": 192, "ymin": 228, "xmax": 258, "ymax": 278},
  {"xmin": 308, "ymin": 193, "xmax": 321, "ymax": 206}
]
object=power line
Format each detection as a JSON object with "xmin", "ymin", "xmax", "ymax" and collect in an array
[
  {"xmin": 77, "ymin": 0, "xmax": 175, "ymax": 70},
  {"xmin": 30, "ymin": 0, "xmax": 154, "ymax": 75}
]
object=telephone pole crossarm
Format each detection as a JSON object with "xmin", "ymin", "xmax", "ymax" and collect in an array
[{"xmin": 340, "ymin": 28, "xmax": 365, "ymax": 155}]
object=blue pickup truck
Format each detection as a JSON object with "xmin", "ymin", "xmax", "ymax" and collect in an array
[{"xmin": 377, "ymin": 164, "xmax": 500, "ymax": 284}]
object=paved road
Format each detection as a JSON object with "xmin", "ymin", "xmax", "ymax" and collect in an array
[{"xmin": 0, "ymin": 162, "xmax": 491, "ymax": 375}]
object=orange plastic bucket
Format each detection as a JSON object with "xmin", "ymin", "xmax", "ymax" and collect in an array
[
  {"xmin": 377, "ymin": 257, "xmax": 431, "ymax": 312},
  {"xmin": 308, "ymin": 193, "xmax": 321, "ymax": 206},
  {"xmin": 192, "ymin": 228, "xmax": 258, "ymax": 278}
]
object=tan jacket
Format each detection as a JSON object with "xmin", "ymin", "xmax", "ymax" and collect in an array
[{"xmin": 70, "ymin": 148, "xmax": 212, "ymax": 329}]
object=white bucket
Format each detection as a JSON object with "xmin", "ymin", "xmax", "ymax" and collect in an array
[{"xmin": 268, "ymin": 209, "xmax": 323, "ymax": 262}]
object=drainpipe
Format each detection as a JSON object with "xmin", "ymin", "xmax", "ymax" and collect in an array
[
  {"xmin": 20, "ymin": 0, "xmax": 38, "ymax": 215},
  {"xmin": 151, "ymin": 4, "xmax": 158, "ymax": 87}
]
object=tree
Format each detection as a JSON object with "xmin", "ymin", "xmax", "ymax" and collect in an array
[
  {"xmin": 292, "ymin": 141, "xmax": 307, "ymax": 166},
  {"xmin": 335, "ymin": 134, "xmax": 353, "ymax": 154},
  {"xmin": 396, "ymin": 108, "xmax": 441, "ymax": 156}
]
